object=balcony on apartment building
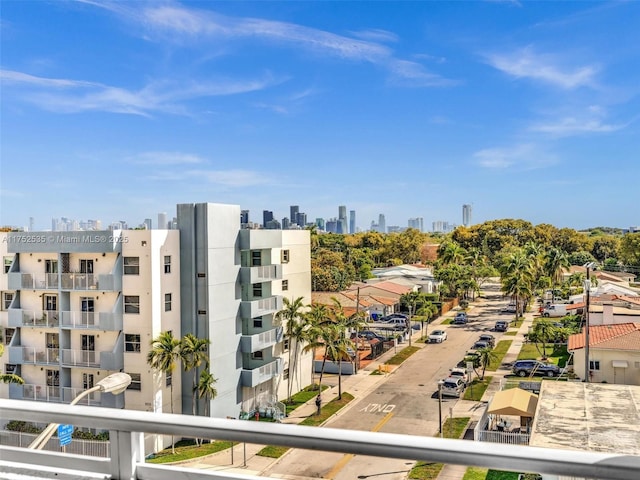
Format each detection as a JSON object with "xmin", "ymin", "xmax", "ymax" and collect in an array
[
  {"xmin": 241, "ymin": 357, "xmax": 283, "ymax": 388},
  {"xmin": 8, "ymin": 384, "xmax": 124, "ymax": 409},
  {"xmin": 8, "ymin": 273, "xmax": 59, "ymax": 290},
  {"xmin": 60, "ymin": 273, "xmax": 121, "ymax": 291},
  {"xmin": 8, "ymin": 309, "xmax": 60, "ymax": 328},
  {"xmin": 60, "ymin": 348, "xmax": 124, "ymax": 370},
  {"xmin": 60, "ymin": 311, "xmax": 123, "ymax": 331},
  {"xmin": 240, "ymin": 295, "xmax": 283, "ymax": 318},
  {"xmin": 8, "ymin": 346, "xmax": 60, "ymax": 366},
  {"xmin": 240, "ymin": 264, "xmax": 283, "ymax": 284},
  {"xmin": 1, "ymin": 398, "xmax": 636, "ymax": 480},
  {"xmin": 240, "ymin": 326, "xmax": 284, "ymax": 353}
]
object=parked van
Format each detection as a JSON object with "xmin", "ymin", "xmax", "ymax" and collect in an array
[{"xmin": 542, "ymin": 304, "xmax": 568, "ymax": 318}]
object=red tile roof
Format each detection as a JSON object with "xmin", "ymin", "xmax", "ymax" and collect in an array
[
  {"xmin": 568, "ymin": 323, "xmax": 640, "ymax": 351},
  {"xmin": 363, "ymin": 281, "xmax": 412, "ymax": 295}
]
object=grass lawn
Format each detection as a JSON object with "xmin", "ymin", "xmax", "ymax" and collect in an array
[
  {"xmin": 386, "ymin": 346, "xmax": 420, "ymax": 365},
  {"xmin": 146, "ymin": 440, "xmax": 236, "ymax": 464},
  {"xmin": 487, "ymin": 340, "xmax": 512, "ymax": 371},
  {"xmin": 463, "ymin": 376, "xmax": 492, "ymax": 401},
  {"xmin": 463, "ymin": 467, "xmax": 489, "ymax": 480},
  {"xmin": 486, "ymin": 471, "xmax": 520, "ymax": 480},
  {"xmin": 282, "ymin": 384, "xmax": 329, "ymax": 415},
  {"xmin": 408, "ymin": 417, "xmax": 470, "ymax": 479},
  {"xmin": 510, "ymin": 318, "xmax": 524, "ymax": 328},
  {"xmin": 503, "ymin": 330, "xmax": 517, "ymax": 336},
  {"xmin": 257, "ymin": 393, "xmax": 355, "ymax": 458},
  {"xmin": 441, "ymin": 319, "xmax": 453, "ymax": 325},
  {"xmin": 517, "ymin": 344, "xmax": 569, "ymax": 366}
]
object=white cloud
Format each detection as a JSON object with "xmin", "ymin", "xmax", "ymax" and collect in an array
[
  {"xmin": 349, "ymin": 29, "xmax": 399, "ymax": 44},
  {"xmin": 473, "ymin": 144, "xmax": 556, "ymax": 170},
  {"xmin": 131, "ymin": 152, "xmax": 205, "ymax": 165},
  {"xmin": 529, "ymin": 105, "xmax": 629, "ymax": 136},
  {"xmin": 485, "ymin": 47, "xmax": 598, "ymax": 89},
  {"xmin": 1, "ymin": 69, "xmax": 280, "ymax": 116}
]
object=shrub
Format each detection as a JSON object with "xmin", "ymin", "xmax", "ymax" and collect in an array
[{"xmin": 5, "ymin": 421, "xmax": 41, "ymax": 434}]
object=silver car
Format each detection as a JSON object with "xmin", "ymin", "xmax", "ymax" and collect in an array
[{"xmin": 440, "ymin": 377, "xmax": 466, "ymax": 398}]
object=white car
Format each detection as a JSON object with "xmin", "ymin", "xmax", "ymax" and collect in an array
[{"xmin": 429, "ymin": 329, "xmax": 447, "ymax": 343}]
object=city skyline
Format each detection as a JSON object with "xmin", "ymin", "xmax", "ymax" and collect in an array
[{"xmin": 2, "ymin": 1, "xmax": 639, "ymax": 230}]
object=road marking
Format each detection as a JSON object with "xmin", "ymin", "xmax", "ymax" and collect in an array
[
  {"xmin": 358, "ymin": 403, "xmax": 396, "ymax": 413},
  {"xmin": 325, "ymin": 411, "xmax": 394, "ymax": 479}
]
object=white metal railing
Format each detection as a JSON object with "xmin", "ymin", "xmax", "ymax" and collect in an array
[
  {"xmin": 0, "ymin": 429, "xmax": 109, "ymax": 457},
  {"xmin": 60, "ymin": 273, "xmax": 99, "ymax": 290},
  {"xmin": 0, "ymin": 399, "xmax": 637, "ymax": 480},
  {"xmin": 14, "ymin": 309, "xmax": 60, "ymax": 327},
  {"xmin": 60, "ymin": 310, "xmax": 98, "ymax": 328},
  {"xmin": 11, "ymin": 273, "xmax": 59, "ymax": 289},
  {"xmin": 61, "ymin": 349, "xmax": 99, "ymax": 368},
  {"xmin": 13, "ymin": 346, "xmax": 60, "ymax": 365}
]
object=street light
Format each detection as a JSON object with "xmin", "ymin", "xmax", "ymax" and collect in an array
[
  {"xmin": 437, "ymin": 379, "xmax": 444, "ymax": 438},
  {"xmin": 583, "ymin": 262, "xmax": 595, "ymax": 383},
  {"xmin": 29, "ymin": 372, "xmax": 131, "ymax": 450}
]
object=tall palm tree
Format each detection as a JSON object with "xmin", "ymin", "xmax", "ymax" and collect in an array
[
  {"xmin": 276, "ymin": 296, "xmax": 306, "ymax": 402},
  {"xmin": 438, "ymin": 241, "xmax": 467, "ymax": 266},
  {"xmin": 499, "ymin": 249, "xmax": 535, "ymax": 319},
  {"xmin": 0, "ymin": 373, "xmax": 24, "ymax": 384},
  {"xmin": 328, "ymin": 298, "xmax": 365, "ymax": 394},
  {"xmin": 302, "ymin": 303, "xmax": 330, "ymax": 389},
  {"xmin": 544, "ymin": 247, "xmax": 570, "ymax": 300},
  {"xmin": 321, "ymin": 322, "xmax": 355, "ymax": 400},
  {"xmin": 180, "ymin": 333, "xmax": 210, "ymax": 416},
  {"xmin": 477, "ymin": 347, "xmax": 498, "ymax": 380},
  {"xmin": 147, "ymin": 331, "xmax": 181, "ymax": 454},
  {"xmin": 195, "ymin": 370, "xmax": 218, "ymax": 417}
]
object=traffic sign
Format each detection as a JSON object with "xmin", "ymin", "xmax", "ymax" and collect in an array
[{"xmin": 58, "ymin": 424, "xmax": 73, "ymax": 447}]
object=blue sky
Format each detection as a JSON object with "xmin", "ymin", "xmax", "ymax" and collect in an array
[{"xmin": 1, "ymin": 1, "xmax": 639, "ymax": 232}]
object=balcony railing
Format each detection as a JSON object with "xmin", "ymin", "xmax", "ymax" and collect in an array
[
  {"xmin": 8, "ymin": 273, "xmax": 59, "ymax": 290},
  {"xmin": 240, "ymin": 327, "xmax": 283, "ymax": 353},
  {"xmin": 0, "ymin": 398, "xmax": 637, "ymax": 480},
  {"xmin": 16, "ymin": 384, "xmax": 63, "ymax": 403},
  {"xmin": 240, "ymin": 264, "xmax": 283, "ymax": 284},
  {"xmin": 60, "ymin": 348, "xmax": 124, "ymax": 371},
  {"xmin": 60, "ymin": 273, "xmax": 98, "ymax": 290},
  {"xmin": 60, "ymin": 311, "xmax": 123, "ymax": 331},
  {"xmin": 240, "ymin": 295, "xmax": 283, "ymax": 318},
  {"xmin": 8, "ymin": 346, "xmax": 60, "ymax": 365},
  {"xmin": 241, "ymin": 358, "xmax": 283, "ymax": 387},
  {"xmin": 8, "ymin": 309, "xmax": 59, "ymax": 328}
]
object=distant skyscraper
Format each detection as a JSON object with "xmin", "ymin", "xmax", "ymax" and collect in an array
[
  {"xmin": 240, "ymin": 210, "xmax": 249, "ymax": 225},
  {"xmin": 408, "ymin": 217, "xmax": 424, "ymax": 232},
  {"xmin": 349, "ymin": 210, "xmax": 356, "ymax": 234},
  {"xmin": 297, "ymin": 212, "xmax": 307, "ymax": 227},
  {"xmin": 290, "ymin": 205, "xmax": 299, "ymax": 225},
  {"xmin": 282, "ymin": 217, "xmax": 291, "ymax": 229},
  {"xmin": 315, "ymin": 218, "xmax": 325, "ymax": 230},
  {"xmin": 338, "ymin": 206, "xmax": 347, "ymax": 234},
  {"xmin": 29, "ymin": 217, "xmax": 34, "ymax": 232},
  {"xmin": 326, "ymin": 219, "xmax": 339, "ymax": 233},
  {"xmin": 158, "ymin": 212, "xmax": 168, "ymax": 230},
  {"xmin": 143, "ymin": 218, "xmax": 152, "ymax": 230},
  {"xmin": 262, "ymin": 210, "xmax": 274, "ymax": 228},
  {"xmin": 462, "ymin": 204, "xmax": 472, "ymax": 227},
  {"xmin": 378, "ymin": 214, "xmax": 386, "ymax": 234}
]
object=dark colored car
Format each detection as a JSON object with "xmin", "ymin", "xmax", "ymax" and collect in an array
[
  {"xmin": 511, "ymin": 360, "xmax": 561, "ymax": 377},
  {"xmin": 471, "ymin": 340, "xmax": 491, "ymax": 351},
  {"xmin": 494, "ymin": 321, "xmax": 508, "ymax": 332},
  {"xmin": 478, "ymin": 334, "xmax": 496, "ymax": 347},
  {"xmin": 351, "ymin": 331, "xmax": 386, "ymax": 342},
  {"xmin": 452, "ymin": 312, "xmax": 468, "ymax": 325}
]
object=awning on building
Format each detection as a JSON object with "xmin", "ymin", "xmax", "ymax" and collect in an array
[
  {"xmin": 612, "ymin": 360, "xmax": 629, "ymax": 368},
  {"xmin": 487, "ymin": 388, "xmax": 538, "ymax": 417}
]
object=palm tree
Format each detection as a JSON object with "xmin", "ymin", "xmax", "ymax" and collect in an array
[
  {"xmin": 0, "ymin": 345, "xmax": 24, "ymax": 385},
  {"xmin": 195, "ymin": 370, "xmax": 218, "ymax": 417},
  {"xmin": 276, "ymin": 296, "xmax": 306, "ymax": 402},
  {"xmin": 477, "ymin": 347, "xmax": 498, "ymax": 379},
  {"xmin": 499, "ymin": 249, "xmax": 535, "ymax": 320},
  {"xmin": 147, "ymin": 331, "xmax": 181, "ymax": 454},
  {"xmin": 302, "ymin": 303, "xmax": 330, "ymax": 389},
  {"xmin": 180, "ymin": 333, "xmax": 210, "ymax": 416},
  {"xmin": 322, "ymin": 322, "xmax": 355, "ymax": 400},
  {"xmin": 438, "ymin": 241, "xmax": 467, "ymax": 266},
  {"xmin": 544, "ymin": 247, "xmax": 570, "ymax": 300}
]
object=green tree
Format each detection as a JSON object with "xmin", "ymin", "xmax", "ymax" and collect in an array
[
  {"xmin": 499, "ymin": 249, "xmax": 535, "ymax": 319},
  {"xmin": 276, "ymin": 296, "xmax": 307, "ymax": 402},
  {"xmin": 477, "ymin": 347, "xmax": 498, "ymax": 379},
  {"xmin": 527, "ymin": 319, "xmax": 559, "ymax": 360},
  {"xmin": 195, "ymin": 369, "xmax": 218, "ymax": 418},
  {"xmin": 543, "ymin": 247, "xmax": 570, "ymax": 297},
  {"xmin": 302, "ymin": 303, "xmax": 330, "ymax": 388},
  {"xmin": 147, "ymin": 331, "xmax": 181, "ymax": 454},
  {"xmin": 619, "ymin": 232, "xmax": 640, "ymax": 267},
  {"xmin": 180, "ymin": 333, "xmax": 210, "ymax": 416}
]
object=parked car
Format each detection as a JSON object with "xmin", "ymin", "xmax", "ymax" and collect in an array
[
  {"xmin": 457, "ymin": 351, "xmax": 481, "ymax": 368},
  {"xmin": 452, "ymin": 312, "xmax": 468, "ymax": 325},
  {"xmin": 381, "ymin": 317, "xmax": 409, "ymax": 330},
  {"xmin": 385, "ymin": 313, "xmax": 409, "ymax": 320},
  {"xmin": 502, "ymin": 303, "xmax": 517, "ymax": 313},
  {"xmin": 511, "ymin": 360, "xmax": 561, "ymax": 377},
  {"xmin": 351, "ymin": 331, "xmax": 386, "ymax": 342},
  {"xmin": 449, "ymin": 367, "xmax": 469, "ymax": 385},
  {"xmin": 428, "ymin": 329, "xmax": 448, "ymax": 343},
  {"xmin": 439, "ymin": 376, "xmax": 466, "ymax": 398},
  {"xmin": 494, "ymin": 321, "xmax": 508, "ymax": 332},
  {"xmin": 478, "ymin": 334, "xmax": 495, "ymax": 347},
  {"xmin": 471, "ymin": 340, "xmax": 491, "ymax": 351}
]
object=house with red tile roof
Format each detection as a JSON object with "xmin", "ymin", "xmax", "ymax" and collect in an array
[{"xmin": 568, "ymin": 323, "xmax": 640, "ymax": 385}]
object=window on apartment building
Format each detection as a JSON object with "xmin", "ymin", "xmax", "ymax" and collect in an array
[
  {"xmin": 127, "ymin": 373, "xmax": 141, "ymax": 391},
  {"xmin": 3, "ymin": 256, "xmax": 14, "ymax": 274},
  {"xmin": 124, "ymin": 296, "xmax": 140, "ymax": 314},
  {"xmin": 253, "ymin": 319, "xmax": 263, "ymax": 328},
  {"xmin": 281, "ymin": 249, "xmax": 290, "ymax": 263},
  {"xmin": 45, "ymin": 260, "xmax": 58, "ymax": 274},
  {"xmin": 5, "ymin": 364, "xmax": 17, "ymax": 374},
  {"xmin": 164, "ymin": 293, "xmax": 172, "ymax": 312},
  {"xmin": 46, "ymin": 369, "xmax": 60, "ymax": 387},
  {"xmin": 635, "ymin": 361, "xmax": 640, "ymax": 369},
  {"xmin": 125, "ymin": 334, "xmax": 141, "ymax": 352},
  {"xmin": 251, "ymin": 251, "xmax": 261, "ymax": 267},
  {"xmin": 83, "ymin": 373, "xmax": 94, "ymax": 390},
  {"xmin": 164, "ymin": 256, "xmax": 171, "ymax": 274},
  {"xmin": 166, "ymin": 371, "xmax": 172, "ymax": 387},
  {"xmin": 4, "ymin": 328, "xmax": 15, "ymax": 345},
  {"xmin": 123, "ymin": 257, "xmax": 140, "ymax": 275},
  {"xmin": 283, "ymin": 368, "xmax": 289, "ymax": 380},
  {"xmin": 282, "ymin": 280, "xmax": 289, "ymax": 291},
  {"xmin": 2, "ymin": 292, "xmax": 14, "ymax": 310},
  {"xmin": 252, "ymin": 351, "xmax": 264, "ymax": 360},
  {"xmin": 589, "ymin": 360, "xmax": 601, "ymax": 371},
  {"xmin": 252, "ymin": 283, "xmax": 262, "ymax": 298},
  {"xmin": 283, "ymin": 338, "xmax": 290, "ymax": 352},
  {"xmin": 79, "ymin": 259, "xmax": 94, "ymax": 274}
]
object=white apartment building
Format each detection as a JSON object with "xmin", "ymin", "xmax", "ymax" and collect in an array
[{"xmin": 1, "ymin": 203, "xmax": 312, "ymax": 453}]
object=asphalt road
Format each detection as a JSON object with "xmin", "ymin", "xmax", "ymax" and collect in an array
[{"xmin": 263, "ymin": 282, "xmax": 512, "ymax": 480}]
